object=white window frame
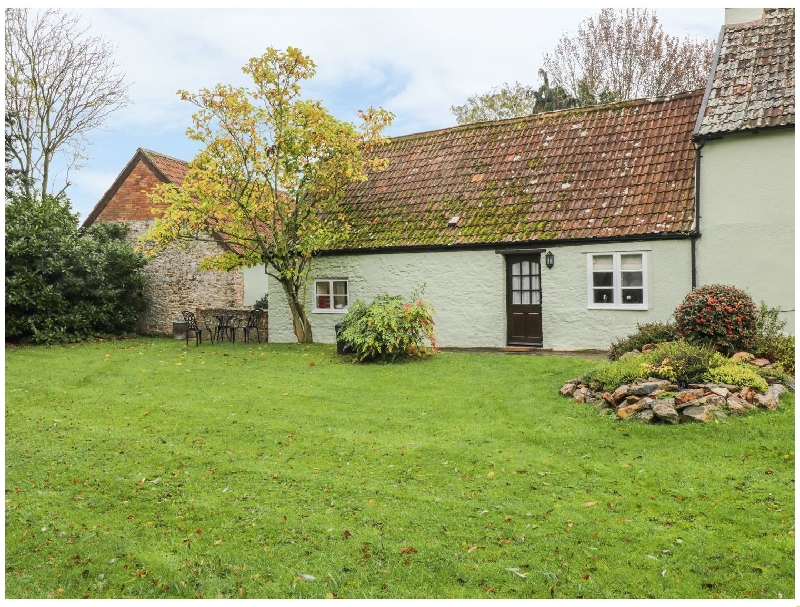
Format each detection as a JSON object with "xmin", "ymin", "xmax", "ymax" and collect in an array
[
  {"xmin": 586, "ymin": 252, "xmax": 648, "ymax": 310},
  {"xmin": 313, "ymin": 279, "xmax": 349, "ymax": 313}
]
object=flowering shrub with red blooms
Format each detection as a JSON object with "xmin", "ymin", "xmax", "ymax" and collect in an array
[
  {"xmin": 339, "ymin": 292, "xmax": 437, "ymax": 363},
  {"xmin": 673, "ymin": 284, "xmax": 757, "ymax": 355}
]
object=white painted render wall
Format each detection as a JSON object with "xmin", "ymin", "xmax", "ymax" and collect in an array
[
  {"xmin": 264, "ymin": 238, "xmax": 694, "ymax": 350},
  {"xmin": 696, "ymin": 129, "xmax": 795, "ymax": 332},
  {"xmin": 242, "ymin": 265, "xmax": 269, "ymax": 307}
]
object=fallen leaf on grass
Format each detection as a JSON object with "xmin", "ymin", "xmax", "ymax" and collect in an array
[
  {"xmin": 583, "ymin": 501, "xmax": 597, "ymax": 507},
  {"xmin": 506, "ymin": 568, "xmax": 528, "ymax": 578},
  {"xmin": 399, "ymin": 547, "xmax": 417, "ymax": 554}
]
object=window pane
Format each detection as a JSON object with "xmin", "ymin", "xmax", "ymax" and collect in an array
[
  {"xmin": 512, "ymin": 291, "xmax": 521, "ymax": 305},
  {"xmin": 622, "ymin": 288, "xmax": 644, "ymax": 304},
  {"xmin": 594, "ymin": 289, "xmax": 614, "ymax": 304},
  {"xmin": 532, "ymin": 291, "xmax": 541, "ymax": 305},
  {"xmin": 521, "ymin": 261, "xmax": 530, "ymax": 275},
  {"xmin": 316, "ymin": 282, "xmax": 330, "ymax": 295},
  {"xmin": 333, "ymin": 295, "xmax": 347, "ymax": 309},
  {"xmin": 522, "ymin": 291, "xmax": 531, "ymax": 305},
  {"xmin": 593, "ymin": 272, "xmax": 613, "ymax": 287},
  {"xmin": 512, "ymin": 262, "xmax": 521, "ymax": 276},
  {"xmin": 531, "ymin": 261, "xmax": 540, "ymax": 276},
  {"xmin": 333, "ymin": 281, "xmax": 347, "ymax": 295},
  {"xmin": 522, "ymin": 275, "xmax": 530, "ymax": 291},
  {"xmin": 512, "ymin": 276, "xmax": 521, "ymax": 290},
  {"xmin": 532, "ymin": 275, "xmax": 540, "ymax": 291},
  {"xmin": 592, "ymin": 255, "xmax": 613, "ymax": 272},
  {"xmin": 317, "ymin": 295, "xmax": 331, "ymax": 309},
  {"xmin": 620, "ymin": 254, "xmax": 642, "ymax": 271},
  {"xmin": 621, "ymin": 271, "xmax": 643, "ymax": 287}
]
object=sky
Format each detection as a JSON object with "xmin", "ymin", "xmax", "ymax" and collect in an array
[{"xmin": 25, "ymin": 6, "xmax": 725, "ymax": 222}]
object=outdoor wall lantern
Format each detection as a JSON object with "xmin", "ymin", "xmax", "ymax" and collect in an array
[{"xmin": 545, "ymin": 250, "xmax": 555, "ymax": 269}]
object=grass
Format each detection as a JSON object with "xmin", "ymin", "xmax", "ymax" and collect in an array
[{"xmin": 5, "ymin": 338, "xmax": 794, "ymax": 599}]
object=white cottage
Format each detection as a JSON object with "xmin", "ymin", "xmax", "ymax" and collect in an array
[
  {"xmin": 694, "ymin": 8, "xmax": 795, "ymax": 332},
  {"xmin": 267, "ymin": 91, "xmax": 704, "ymax": 350}
]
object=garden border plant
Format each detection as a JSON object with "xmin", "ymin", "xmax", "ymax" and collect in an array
[{"xmin": 337, "ymin": 289, "xmax": 437, "ymax": 363}]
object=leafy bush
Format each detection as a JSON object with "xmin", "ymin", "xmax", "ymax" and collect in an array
[
  {"xmin": 704, "ymin": 361, "xmax": 769, "ymax": 392},
  {"xmin": 751, "ymin": 303, "xmax": 794, "ymax": 376},
  {"xmin": 338, "ymin": 292, "xmax": 436, "ymax": 363},
  {"xmin": 585, "ymin": 340, "xmax": 725, "ymax": 391},
  {"xmin": 608, "ymin": 321, "xmax": 678, "ymax": 360},
  {"xmin": 5, "ymin": 194, "xmax": 148, "ymax": 344},
  {"xmin": 673, "ymin": 284, "xmax": 757, "ymax": 355},
  {"xmin": 640, "ymin": 340, "xmax": 726, "ymax": 386},
  {"xmin": 253, "ymin": 293, "xmax": 269, "ymax": 309},
  {"xmin": 582, "ymin": 356, "xmax": 653, "ymax": 392}
]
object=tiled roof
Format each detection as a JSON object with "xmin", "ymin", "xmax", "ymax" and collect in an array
[
  {"xmin": 139, "ymin": 148, "xmax": 190, "ymax": 184},
  {"xmin": 696, "ymin": 8, "xmax": 795, "ymax": 137},
  {"xmin": 82, "ymin": 148, "xmax": 190, "ymax": 228},
  {"xmin": 337, "ymin": 91, "xmax": 703, "ymax": 251}
]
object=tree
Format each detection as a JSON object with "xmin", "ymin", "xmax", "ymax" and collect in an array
[
  {"xmin": 5, "ymin": 192, "xmax": 148, "ymax": 344},
  {"xmin": 451, "ymin": 70, "xmax": 581, "ymax": 125},
  {"xmin": 143, "ymin": 47, "xmax": 393, "ymax": 343},
  {"xmin": 5, "ymin": 8, "xmax": 131, "ymax": 199},
  {"xmin": 542, "ymin": 8, "xmax": 715, "ymax": 103}
]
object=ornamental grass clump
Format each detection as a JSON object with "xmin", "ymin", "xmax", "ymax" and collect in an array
[
  {"xmin": 339, "ymin": 292, "xmax": 437, "ymax": 362},
  {"xmin": 673, "ymin": 284, "xmax": 757, "ymax": 355}
]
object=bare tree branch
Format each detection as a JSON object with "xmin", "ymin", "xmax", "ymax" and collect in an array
[
  {"xmin": 542, "ymin": 9, "xmax": 715, "ymax": 104},
  {"xmin": 5, "ymin": 8, "xmax": 131, "ymax": 199}
]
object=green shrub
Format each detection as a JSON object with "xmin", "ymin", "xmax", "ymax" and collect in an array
[
  {"xmin": 582, "ymin": 356, "xmax": 654, "ymax": 392},
  {"xmin": 641, "ymin": 340, "xmax": 726, "ymax": 386},
  {"xmin": 704, "ymin": 362, "xmax": 769, "ymax": 392},
  {"xmin": 751, "ymin": 303, "xmax": 794, "ymax": 376},
  {"xmin": 5, "ymin": 194, "xmax": 148, "ymax": 344},
  {"xmin": 338, "ymin": 292, "xmax": 437, "ymax": 363},
  {"xmin": 253, "ymin": 293, "xmax": 269, "ymax": 310},
  {"xmin": 608, "ymin": 321, "xmax": 678, "ymax": 360},
  {"xmin": 673, "ymin": 284, "xmax": 757, "ymax": 355}
]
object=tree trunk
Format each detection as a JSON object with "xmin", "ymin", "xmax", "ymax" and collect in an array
[{"xmin": 280, "ymin": 278, "xmax": 313, "ymax": 343}]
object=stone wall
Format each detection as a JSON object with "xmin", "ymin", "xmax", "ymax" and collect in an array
[{"xmin": 125, "ymin": 220, "xmax": 244, "ymax": 335}]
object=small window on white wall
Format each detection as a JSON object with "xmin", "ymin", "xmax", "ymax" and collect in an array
[
  {"xmin": 315, "ymin": 280, "xmax": 349, "ymax": 312},
  {"xmin": 587, "ymin": 252, "xmax": 647, "ymax": 309}
]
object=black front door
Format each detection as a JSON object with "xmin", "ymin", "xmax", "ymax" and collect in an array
[{"xmin": 506, "ymin": 254, "xmax": 543, "ymax": 347}]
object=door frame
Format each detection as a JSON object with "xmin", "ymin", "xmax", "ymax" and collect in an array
[{"xmin": 501, "ymin": 250, "xmax": 544, "ymax": 347}]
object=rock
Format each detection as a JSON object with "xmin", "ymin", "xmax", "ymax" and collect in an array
[
  {"xmin": 652, "ymin": 400, "xmax": 680, "ymax": 424},
  {"xmin": 768, "ymin": 384, "xmax": 786, "ymax": 400},
  {"xmin": 619, "ymin": 350, "xmax": 641, "ymax": 360},
  {"xmin": 674, "ymin": 390, "xmax": 701, "ymax": 408},
  {"xmin": 633, "ymin": 409, "xmax": 655, "ymax": 422},
  {"xmin": 617, "ymin": 401, "xmax": 647, "ymax": 420},
  {"xmin": 682, "ymin": 405, "xmax": 715, "ymax": 423},
  {"xmin": 624, "ymin": 395, "xmax": 641, "ymax": 405},
  {"xmin": 754, "ymin": 393, "xmax": 777, "ymax": 410},
  {"xmin": 612, "ymin": 385, "xmax": 629, "ymax": 403},
  {"xmin": 603, "ymin": 392, "xmax": 615, "ymax": 406},
  {"xmin": 739, "ymin": 386, "xmax": 755, "ymax": 403},
  {"xmin": 751, "ymin": 358, "xmax": 771, "ymax": 368},
  {"xmin": 731, "ymin": 352, "xmax": 755, "ymax": 362},
  {"xmin": 695, "ymin": 394, "xmax": 726, "ymax": 410},
  {"xmin": 726, "ymin": 396, "xmax": 750, "ymax": 415},
  {"xmin": 641, "ymin": 343, "xmax": 658, "ymax": 352},
  {"xmin": 709, "ymin": 386, "xmax": 730, "ymax": 398},
  {"xmin": 628, "ymin": 382, "xmax": 662, "ymax": 396},
  {"xmin": 560, "ymin": 383, "xmax": 576, "ymax": 396},
  {"xmin": 573, "ymin": 388, "xmax": 586, "ymax": 404}
]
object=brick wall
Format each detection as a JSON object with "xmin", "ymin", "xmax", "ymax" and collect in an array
[
  {"xmin": 94, "ymin": 160, "xmax": 167, "ymax": 222},
  {"xmin": 92, "ymin": 158, "xmax": 244, "ymax": 335}
]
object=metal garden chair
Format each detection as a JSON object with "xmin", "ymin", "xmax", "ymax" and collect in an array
[{"xmin": 182, "ymin": 310, "xmax": 206, "ymax": 346}]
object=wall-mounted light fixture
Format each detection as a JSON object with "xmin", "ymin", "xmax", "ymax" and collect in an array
[{"xmin": 545, "ymin": 250, "xmax": 555, "ymax": 269}]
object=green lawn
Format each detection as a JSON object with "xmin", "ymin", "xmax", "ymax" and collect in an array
[{"xmin": 5, "ymin": 338, "xmax": 794, "ymax": 599}]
